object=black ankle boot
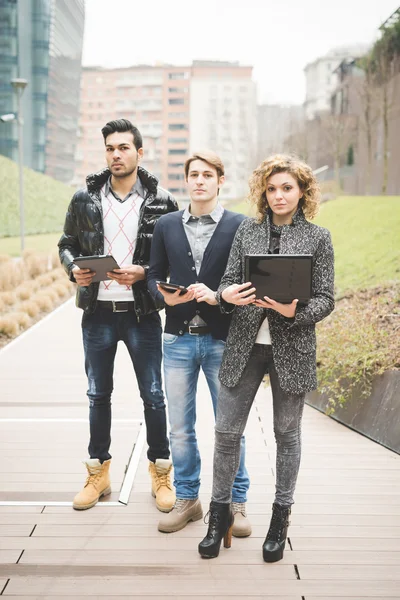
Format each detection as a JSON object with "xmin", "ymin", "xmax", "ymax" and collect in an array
[
  {"xmin": 262, "ymin": 503, "xmax": 291, "ymax": 563},
  {"xmin": 198, "ymin": 501, "xmax": 234, "ymax": 559}
]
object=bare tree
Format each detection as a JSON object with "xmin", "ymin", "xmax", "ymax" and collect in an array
[
  {"xmin": 354, "ymin": 56, "xmax": 380, "ymax": 194},
  {"xmin": 320, "ymin": 114, "xmax": 356, "ymax": 191}
]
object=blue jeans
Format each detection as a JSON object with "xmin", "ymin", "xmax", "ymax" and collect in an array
[
  {"xmin": 163, "ymin": 332, "xmax": 249, "ymax": 502},
  {"xmin": 82, "ymin": 306, "xmax": 169, "ymax": 463}
]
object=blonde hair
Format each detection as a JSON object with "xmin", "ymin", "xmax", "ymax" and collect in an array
[
  {"xmin": 184, "ymin": 151, "xmax": 225, "ymax": 180},
  {"xmin": 248, "ymin": 154, "xmax": 320, "ymax": 222}
]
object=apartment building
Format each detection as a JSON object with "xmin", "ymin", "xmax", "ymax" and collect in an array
[
  {"xmin": 75, "ymin": 61, "xmax": 257, "ymax": 201},
  {"xmin": 304, "ymin": 45, "xmax": 367, "ymax": 121}
]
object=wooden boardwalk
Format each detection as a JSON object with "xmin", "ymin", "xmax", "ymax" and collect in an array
[{"xmin": 0, "ymin": 299, "xmax": 399, "ymax": 598}]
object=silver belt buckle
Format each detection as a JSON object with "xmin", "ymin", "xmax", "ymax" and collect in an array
[
  {"xmin": 188, "ymin": 325, "xmax": 200, "ymax": 335},
  {"xmin": 112, "ymin": 300, "xmax": 128, "ymax": 313}
]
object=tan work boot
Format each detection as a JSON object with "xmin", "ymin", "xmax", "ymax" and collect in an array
[
  {"xmin": 158, "ymin": 498, "xmax": 203, "ymax": 533},
  {"xmin": 149, "ymin": 458, "xmax": 175, "ymax": 513},
  {"xmin": 232, "ymin": 502, "xmax": 252, "ymax": 537},
  {"xmin": 73, "ymin": 458, "xmax": 111, "ymax": 510}
]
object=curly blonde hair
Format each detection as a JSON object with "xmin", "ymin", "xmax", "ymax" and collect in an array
[{"xmin": 247, "ymin": 154, "xmax": 320, "ymax": 222}]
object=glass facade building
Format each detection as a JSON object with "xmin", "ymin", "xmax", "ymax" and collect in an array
[{"xmin": 0, "ymin": 0, "xmax": 84, "ymax": 183}]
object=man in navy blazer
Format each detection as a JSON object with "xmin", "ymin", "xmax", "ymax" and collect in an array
[{"xmin": 148, "ymin": 151, "xmax": 251, "ymax": 536}]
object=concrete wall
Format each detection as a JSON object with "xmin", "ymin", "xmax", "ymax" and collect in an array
[{"xmin": 307, "ymin": 370, "xmax": 400, "ymax": 454}]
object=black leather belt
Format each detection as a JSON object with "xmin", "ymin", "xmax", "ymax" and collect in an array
[
  {"xmin": 188, "ymin": 325, "xmax": 210, "ymax": 335},
  {"xmin": 97, "ymin": 301, "xmax": 135, "ymax": 313}
]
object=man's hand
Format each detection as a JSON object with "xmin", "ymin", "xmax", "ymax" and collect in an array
[
  {"xmin": 157, "ymin": 284, "xmax": 195, "ymax": 306},
  {"xmin": 188, "ymin": 283, "xmax": 218, "ymax": 305},
  {"xmin": 253, "ymin": 296, "xmax": 298, "ymax": 318},
  {"xmin": 106, "ymin": 265, "xmax": 145, "ymax": 286},
  {"xmin": 221, "ymin": 282, "xmax": 256, "ymax": 305},
  {"xmin": 72, "ymin": 266, "xmax": 96, "ymax": 286}
]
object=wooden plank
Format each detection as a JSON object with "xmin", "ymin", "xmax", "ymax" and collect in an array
[
  {"xmin": 1, "ymin": 563, "xmax": 296, "ymax": 580},
  {"xmin": 3, "ymin": 512, "xmax": 400, "ymax": 528},
  {"xmin": 299, "ymin": 565, "xmax": 400, "ymax": 580},
  {"xmin": 31, "ymin": 523, "xmax": 400, "ymax": 538},
  {"xmin": 0, "ymin": 525, "xmax": 34, "ymax": 537},
  {"xmin": 290, "ymin": 537, "xmax": 400, "ymax": 551},
  {"xmin": 0, "ymin": 550, "xmax": 21, "ymax": 564},
  {"xmin": 4, "ymin": 578, "xmax": 400, "ymax": 596}
]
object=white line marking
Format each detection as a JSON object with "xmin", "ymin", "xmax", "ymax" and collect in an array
[
  {"xmin": 118, "ymin": 421, "xmax": 146, "ymax": 505},
  {"xmin": 0, "ymin": 501, "xmax": 122, "ymax": 507},
  {"xmin": 0, "ymin": 418, "xmax": 142, "ymax": 423}
]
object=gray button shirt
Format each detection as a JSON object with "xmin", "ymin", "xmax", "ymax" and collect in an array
[
  {"xmin": 182, "ymin": 203, "xmax": 224, "ymax": 275},
  {"xmin": 104, "ymin": 176, "xmax": 146, "ymax": 203},
  {"xmin": 182, "ymin": 203, "xmax": 224, "ymax": 327}
]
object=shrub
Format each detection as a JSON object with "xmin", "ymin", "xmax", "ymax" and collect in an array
[
  {"xmin": 0, "ymin": 291, "xmax": 17, "ymax": 306},
  {"xmin": 0, "ymin": 317, "xmax": 19, "ymax": 337},
  {"xmin": 19, "ymin": 300, "xmax": 40, "ymax": 318},
  {"xmin": 12, "ymin": 311, "xmax": 31, "ymax": 329},
  {"xmin": 316, "ymin": 282, "xmax": 400, "ymax": 413},
  {"xmin": 32, "ymin": 293, "xmax": 54, "ymax": 312}
]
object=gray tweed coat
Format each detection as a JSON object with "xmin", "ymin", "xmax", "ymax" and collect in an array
[{"xmin": 216, "ymin": 208, "xmax": 335, "ymax": 394}]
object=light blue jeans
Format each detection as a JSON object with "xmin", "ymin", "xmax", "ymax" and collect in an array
[{"xmin": 163, "ymin": 332, "xmax": 250, "ymax": 502}]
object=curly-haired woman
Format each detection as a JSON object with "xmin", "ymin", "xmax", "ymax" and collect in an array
[{"xmin": 198, "ymin": 154, "xmax": 335, "ymax": 561}]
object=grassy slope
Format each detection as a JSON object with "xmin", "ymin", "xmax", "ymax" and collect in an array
[
  {"xmin": 0, "ymin": 155, "xmax": 74, "ymax": 238},
  {"xmin": 231, "ymin": 196, "xmax": 400, "ymax": 297},
  {"xmin": 315, "ymin": 196, "xmax": 400, "ymax": 297}
]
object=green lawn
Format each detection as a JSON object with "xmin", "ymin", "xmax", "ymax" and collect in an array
[
  {"xmin": 0, "ymin": 155, "xmax": 73, "ymax": 238},
  {"xmin": 0, "ymin": 232, "xmax": 61, "ymax": 256},
  {"xmin": 315, "ymin": 196, "xmax": 400, "ymax": 297}
]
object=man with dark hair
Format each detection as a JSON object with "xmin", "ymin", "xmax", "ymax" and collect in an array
[
  {"xmin": 148, "ymin": 151, "xmax": 251, "ymax": 535},
  {"xmin": 59, "ymin": 119, "xmax": 178, "ymax": 511}
]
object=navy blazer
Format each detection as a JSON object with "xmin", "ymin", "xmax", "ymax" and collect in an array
[{"xmin": 148, "ymin": 208, "xmax": 245, "ymax": 340}]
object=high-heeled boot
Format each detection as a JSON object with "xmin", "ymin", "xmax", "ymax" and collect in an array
[
  {"xmin": 198, "ymin": 501, "xmax": 234, "ymax": 559},
  {"xmin": 262, "ymin": 503, "xmax": 291, "ymax": 563}
]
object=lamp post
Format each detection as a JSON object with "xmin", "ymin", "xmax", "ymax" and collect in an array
[{"xmin": 11, "ymin": 78, "xmax": 28, "ymax": 255}]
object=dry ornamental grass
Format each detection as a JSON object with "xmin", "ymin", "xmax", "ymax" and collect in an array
[{"xmin": 0, "ymin": 250, "xmax": 74, "ymax": 346}]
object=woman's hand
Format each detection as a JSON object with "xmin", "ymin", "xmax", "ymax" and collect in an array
[
  {"xmin": 221, "ymin": 282, "xmax": 256, "ymax": 306},
  {"xmin": 253, "ymin": 296, "xmax": 298, "ymax": 318}
]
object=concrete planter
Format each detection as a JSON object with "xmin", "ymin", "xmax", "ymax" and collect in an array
[{"xmin": 306, "ymin": 370, "xmax": 400, "ymax": 454}]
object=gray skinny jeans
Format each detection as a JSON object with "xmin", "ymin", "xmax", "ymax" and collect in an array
[{"xmin": 212, "ymin": 344, "xmax": 305, "ymax": 507}]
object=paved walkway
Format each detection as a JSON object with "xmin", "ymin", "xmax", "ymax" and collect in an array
[{"xmin": 0, "ymin": 299, "xmax": 399, "ymax": 598}]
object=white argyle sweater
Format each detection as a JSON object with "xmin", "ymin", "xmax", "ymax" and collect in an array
[{"xmin": 97, "ymin": 185, "xmax": 144, "ymax": 301}]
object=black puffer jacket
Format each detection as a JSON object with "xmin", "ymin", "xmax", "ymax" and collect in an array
[{"xmin": 58, "ymin": 166, "xmax": 178, "ymax": 316}]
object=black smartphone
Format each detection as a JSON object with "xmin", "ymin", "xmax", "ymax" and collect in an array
[{"xmin": 156, "ymin": 281, "xmax": 188, "ymax": 295}]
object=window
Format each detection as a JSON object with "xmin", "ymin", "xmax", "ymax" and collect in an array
[
  {"xmin": 169, "ymin": 123, "xmax": 187, "ymax": 131},
  {"xmin": 168, "ymin": 149, "xmax": 187, "ymax": 155},
  {"xmin": 168, "ymin": 162, "xmax": 184, "ymax": 168},
  {"xmin": 169, "ymin": 98, "xmax": 184, "ymax": 105},
  {"xmin": 168, "ymin": 72, "xmax": 188, "ymax": 80},
  {"xmin": 168, "ymin": 138, "xmax": 187, "ymax": 143},
  {"xmin": 169, "ymin": 174, "xmax": 185, "ymax": 180},
  {"xmin": 168, "ymin": 87, "xmax": 180, "ymax": 93},
  {"xmin": 168, "ymin": 112, "xmax": 188, "ymax": 118}
]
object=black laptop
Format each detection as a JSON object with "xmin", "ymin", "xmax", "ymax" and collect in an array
[{"xmin": 244, "ymin": 254, "xmax": 313, "ymax": 304}]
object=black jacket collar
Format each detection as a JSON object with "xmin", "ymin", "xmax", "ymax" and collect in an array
[{"xmin": 86, "ymin": 166, "xmax": 159, "ymax": 196}]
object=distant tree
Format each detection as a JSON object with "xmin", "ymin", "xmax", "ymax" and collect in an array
[
  {"xmin": 370, "ymin": 12, "xmax": 400, "ymax": 193},
  {"xmin": 347, "ymin": 144, "xmax": 354, "ymax": 166},
  {"xmin": 354, "ymin": 54, "xmax": 380, "ymax": 194},
  {"xmin": 320, "ymin": 114, "xmax": 356, "ymax": 191}
]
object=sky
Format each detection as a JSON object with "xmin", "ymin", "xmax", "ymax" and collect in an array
[{"xmin": 82, "ymin": 0, "xmax": 400, "ymax": 105}]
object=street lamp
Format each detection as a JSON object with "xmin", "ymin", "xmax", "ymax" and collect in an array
[
  {"xmin": 0, "ymin": 113, "xmax": 15, "ymax": 123},
  {"xmin": 11, "ymin": 78, "xmax": 28, "ymax": 254}
]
